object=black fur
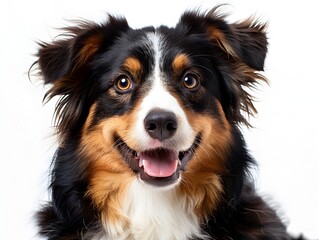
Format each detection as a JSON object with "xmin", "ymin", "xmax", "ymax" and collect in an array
[{"xmin": 33, "ymin": 7, "xmax": 305, "ymax": 240}]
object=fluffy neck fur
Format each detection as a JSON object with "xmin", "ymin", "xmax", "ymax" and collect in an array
[{"xmin": 92, "ymin": 179, "xmax": 208, "ymax": 240}]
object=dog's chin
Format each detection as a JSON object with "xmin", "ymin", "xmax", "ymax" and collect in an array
[{"xmin": 116, "ymin": 135, "xmax": 200, "ymax": 188}]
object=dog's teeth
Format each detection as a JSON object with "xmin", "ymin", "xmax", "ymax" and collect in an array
[
  {"xmin": 178, "ymin": 160, "xmax": 182, "ymax": 166},
  {"xmin": 139, "ymin": 159, "xmax": 144, "ymax": 168}
]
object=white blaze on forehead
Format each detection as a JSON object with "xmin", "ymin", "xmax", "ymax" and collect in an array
[{"xmin": 131, "ymin": 32, "xmax": 195, "ymax": 151}]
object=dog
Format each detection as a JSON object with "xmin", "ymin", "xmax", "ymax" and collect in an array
[{"xmin": 34, "ymin": 6, "xmax": 304, "ymax": 240}]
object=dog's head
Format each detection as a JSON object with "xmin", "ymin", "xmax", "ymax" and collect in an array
[{"xmin": 36, "ymin": 7, "xmax": 267, "ymax": 215}]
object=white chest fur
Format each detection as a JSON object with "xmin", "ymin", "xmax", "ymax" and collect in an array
[
  {"xmin": 122, "ymin": 180, "xmax": 203, "ymax": 240},
  {"xmin": 87, "ymin": 179, "xmax": 209, "ymax": 240}
]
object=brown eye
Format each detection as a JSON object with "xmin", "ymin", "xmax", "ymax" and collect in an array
[
  {"xmin": 115, "ymin": 75, "xmax": 132, "ymax": 92},
  {"xmin": 183, "ymin": 73, "xmax": 200, "ymax": 90}
]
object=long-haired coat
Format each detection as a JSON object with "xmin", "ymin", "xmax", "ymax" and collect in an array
[{"xmin": 34, "ymin": 6, "xmax": 304, "ymax": 240}]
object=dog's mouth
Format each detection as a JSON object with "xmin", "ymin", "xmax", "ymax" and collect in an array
[{"xmin": 115, "ymin": 135, "xmax": 200, "ymax": 187}]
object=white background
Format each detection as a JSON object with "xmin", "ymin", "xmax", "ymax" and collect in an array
[{"xmin": 1, "ymin": 0, "xmax": 318, "ymax": 239}]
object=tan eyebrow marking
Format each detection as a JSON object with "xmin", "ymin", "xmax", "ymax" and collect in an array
[
  {"xmin": 123, "ymin": 57, "xmax": 142, "ymax": 77},
  {"xmin": 172, "ymin": 53, "xmax": 191, "ymax": 74}
]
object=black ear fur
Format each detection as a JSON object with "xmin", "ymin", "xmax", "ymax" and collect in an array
[
  {"xmin": 231, "ymin": 19, "xmax": 268, "ymax": 71},
  {"xmin": 35, "ymin": 15, "xmax": 130, "ymax": 142},
  {"xmin": 38, "ymin": 39, "xmax": 72, "ymax": 83},
  {"xmin": 178, "ymin": 7, "xmax": 268, "ymax": 126},
  {"xmin": 178, "ymin": 7, "xmax": 268, "ymax": 71},
  {"xmin": 37, "ymin": 15, "xmax": 129, "ymax": 84}
]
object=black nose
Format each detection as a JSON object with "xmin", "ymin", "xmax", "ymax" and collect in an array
[{"xmin": 144, "ymin": 110, "xmax": 178, "ymax": 141}]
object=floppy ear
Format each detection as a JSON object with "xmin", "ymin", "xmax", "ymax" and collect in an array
[
  {"xmin": 35, "ymin": 15, "xmax": 130, "ymax": 141},
  {"xmin": 216, "ymin": 18, "xmax": 268, "ymax": 70},
  {"xmin": 38, "ymin": 15, "xmax": 129, "ymax": 83},
  {"xmin": 178, "ymin": 7, "xmax": 267, "ymax": 70},
  {"xmin": 178, "ymin": 7, "xmax": 268, "ymax": 126}
]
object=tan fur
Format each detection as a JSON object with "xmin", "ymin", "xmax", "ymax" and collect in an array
[
  {"xmin": 172, "ymin": 53, "xmax": 191, "ymax": 75},
  {"xmin": 208, "ymin": 26, "xmax": 236, "ymax": 57},
  {"xmin": 123, "ymin": 57, "xmax": 143, "ymax": 78},
  {"xmin": 76, "ymin": 33, "xmax": 104, "ymax": 69},
  {"xmin": 81, "ymin": 95, "xmax": 232, "ymax": 232},
  {"xmin": 81, "ymin": 103, "xmax": 144, "ymax": 232},
  {"xmin": 178, "ymin": 99, "xmax": 232, "ymax": 220}
]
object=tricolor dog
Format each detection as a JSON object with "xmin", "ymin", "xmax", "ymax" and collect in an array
[{"xmin": 33, "ymin": 6, "xmax": 304, "ymax": 240}]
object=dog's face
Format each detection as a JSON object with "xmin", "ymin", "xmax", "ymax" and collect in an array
[
  {"xmin": 37, "ymin": 9, "xmax": 267, "ymax": 215},
  {"xmin": 81, "ymin": 27, "xmax": 233, "ymax": 188}
]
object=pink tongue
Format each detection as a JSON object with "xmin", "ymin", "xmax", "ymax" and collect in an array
[{"xmin": 139, "ymin": 149, "xmax": 179, "ymax": 177}]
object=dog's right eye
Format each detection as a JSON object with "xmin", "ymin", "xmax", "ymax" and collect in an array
[{"xmin": 114, "ymin": 75, "xmax": 132, "ymax": 92}]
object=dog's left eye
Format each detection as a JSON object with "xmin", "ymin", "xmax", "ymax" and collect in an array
[
  {"xmin": 183, "ymin": 72, "xmax": 200, "ymax": 90},
  {"xmin": 115, "ymin": 75, "xmax": 132, "ymax": 92}
]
